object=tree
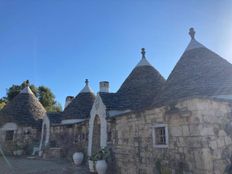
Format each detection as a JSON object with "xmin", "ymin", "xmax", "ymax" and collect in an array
[
  {"xmin": 1, "ymin": 80, "xmax": 62, "ymax": 112},
  {"xmin": 0, "ymin": 98, "xmax": 6, "ymax": 110},
  {"xmin": 52, "ymin": 102, "xmax": 63, "ymax": 112},
  {"xmin": 37, "ymin": 86, "xmax": 62, "ymax": 112}
]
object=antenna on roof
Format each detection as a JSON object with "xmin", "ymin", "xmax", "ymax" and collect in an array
[
  {"xmin": 141, "ymin": 48, "xmax": 146, "ymax": 59},
  {"xmin": 189, "ymin": 27, "xmax": 195, "ymax": 40}
]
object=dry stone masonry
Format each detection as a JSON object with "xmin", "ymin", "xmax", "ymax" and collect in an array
[{"xmin": 2, "ymin": 28, "xmax": 232, "ymax": 174}]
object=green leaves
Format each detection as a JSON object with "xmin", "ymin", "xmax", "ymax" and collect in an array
[
  {"xmin": 0, "ymin": 98, "xmax": 6, "ymax": 109},
  {"xmin": 89, "ymin": 147, "xmax": 110, "ymax": 161}
]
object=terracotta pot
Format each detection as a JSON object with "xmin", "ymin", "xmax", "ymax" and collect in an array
[
  {"xmin": 88, "ymin": 160, "xmax": 96, "ymax": 172},
  {"xmin": 96, "ymin": 160, "xmax": 107, "ymax": 174},
  {"xmin": 73, "ymin": 152, "xmax": 84, "ymax": 166}
]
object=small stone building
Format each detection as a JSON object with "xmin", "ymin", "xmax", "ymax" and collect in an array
[
  {"xmin": 0, "ymin": 85, "xmax": 46, "ymax": 155},
  {"xmin": 7, "ymin": 28, "xmax": 232, "ymax": 174},
  {"xmin": 40, "ymin": 80, "xmax": 95, "ymax": 159},
  {"xmin": 87, "ymin": 28, "xmax": 232, "ymax": 174}
]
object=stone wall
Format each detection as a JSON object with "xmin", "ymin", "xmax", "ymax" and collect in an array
[
  {"xmin": 49, "ymin": 121, "xmax": 89, "ymax": 161},
  {"xmin": 0, "ymin": 126, "xmax": 41, "ymax": 155},
  {"xmin": 108, "ymin": 98, "xmax": 232, "ymax": 174}
]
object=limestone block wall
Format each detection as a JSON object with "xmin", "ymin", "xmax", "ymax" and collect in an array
[
  {"xmin": 109, "ymin": 98, "xmax": 232, "ymax": 174},
  {"xmin": 0, "ymin": 125, "xmax": 41, "ymax": 155},
  {"xmin": 50, "ymin": 122, "xmax": 89, "ymax": 160}
]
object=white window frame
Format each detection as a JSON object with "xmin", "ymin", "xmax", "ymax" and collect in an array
[{"xmin": 152, "ymin": 124, "xmax": 169, "ymax": 148}]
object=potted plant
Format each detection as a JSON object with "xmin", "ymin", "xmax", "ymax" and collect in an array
[
  {"xmin": 88, "ymin": 154, "xmax": 97, "ymax": 173},
  {"xmin": 95, "ymin": 147, "xmax": 110, "ymax": 174},
  {"xmin": 40, "ymin": 144, "xmax": 50, "ymax": 158}
]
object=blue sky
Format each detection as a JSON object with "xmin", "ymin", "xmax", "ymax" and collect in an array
[{"xmin": 1, "ymin": 0, "xmax": 232, "ymax": 108}]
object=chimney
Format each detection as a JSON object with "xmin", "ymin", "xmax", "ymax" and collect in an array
[
  {"xmin": 99, "ymin": 81, "xmax": 109, "ymax": 93},
  {"xmin": 64, "ymin": 96, "xmax": 74, "ymax": 109}
]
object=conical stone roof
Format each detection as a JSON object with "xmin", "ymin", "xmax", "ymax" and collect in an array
[
  {"xmin": 62, "ymin": 79, "xmax": 96, "ymax": 119},
  {"xmin": 155, "ymin": 28, "xmax": 232, "ymax": 105},
  {"xmin": 117, "ymin": 48, "xmax": 165, "ymax": 110},
  {"xmin": 0, "ymin": 86, "xmax": 46, "ymax": 127}
]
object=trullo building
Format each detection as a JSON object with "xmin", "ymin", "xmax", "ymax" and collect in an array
[{"xmin": 0, "ymin": 83, "xmax": 46, "ymax": 155}]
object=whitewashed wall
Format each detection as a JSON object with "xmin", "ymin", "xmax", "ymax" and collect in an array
[{"xmin": 88, "ymin": 94, "xmax": 107, "ymax": 156}]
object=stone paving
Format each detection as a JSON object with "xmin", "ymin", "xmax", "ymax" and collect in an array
[{"xmin": 0, "ymin": 157, "xmax": 89, "ymax": 174}]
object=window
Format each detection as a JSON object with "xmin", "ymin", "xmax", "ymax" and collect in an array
[
  {"xmin": 5, "ymin": 130, "xmax": 14, "ymax": 141},
  {"xmin": 152, "ymin": 124, "xmax": 168, "ymax": 148}
]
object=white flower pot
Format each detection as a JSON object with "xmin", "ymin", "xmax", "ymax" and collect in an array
[
  {"xmin": 96, "ymin": 160, "xmax": 107, "ymax": 174},
  {"xmin": 73, "ymin": 152, "xmax": 84, "ymax": 166}
]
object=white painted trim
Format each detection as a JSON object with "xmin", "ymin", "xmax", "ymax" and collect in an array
[
  {"xmin": 80, "ymin": 83, "xmax": 94, "ymax": 93},
  {"xmin": 213, "ymin": 95, "xmax": 232, "ymax": 100},
  {"xmin": 152, "ymin": 124, "xmax": 169, "ymax": 148},
  {"xmin": 20, "ymin": 86, "xmax": 34, "ymax": 94},
  {"xmin": 0, "ymin": 122, "xmax": 18, "ymax": 142},
  {"xmin": 39, "ymin": 114, "xmax": 50, "ymax": 151},
  {"xmin": 88, "ymin": 94, "xmax": 107, "ymax": 156},
  {"xmin": 136, "ymin": 58, "xmax": 152, "ymax": 67},
  {"xmin": 108, "ymin": 110, "xmax": 131, "ymax": 117},
  {"xmin": 1, "ymin": 122, "xmax": 18, "ymax": 131},
  {"xmin": 61, "ymin": 119, "xmax": 85, "ymax": 125},
  {"xmin": 185, "ymin": 39, "xmax": 205, "ymax": 52}
]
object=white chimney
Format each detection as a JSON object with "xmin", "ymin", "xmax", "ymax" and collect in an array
[
  {"xmin": 99, "ymin": 81, "xmax": 109, "ymax": 93},
  {"xmin": 64, "ymin": 96, "xmax": 74, "ymax": 109}
]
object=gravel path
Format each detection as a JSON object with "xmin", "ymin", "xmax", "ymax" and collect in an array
[{"xmin": 0, "ymin": 157, "xmax": 89, "ymax": 174}]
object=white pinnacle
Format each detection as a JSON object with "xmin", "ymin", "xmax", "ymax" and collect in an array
[
  {"xmin": 185, "ymin": 27, "xmax": 205, "ymax": 51},
  {"xmin": 80, "ymin": 79, "xmax": 94, "ymax": 93},
  {"xmin": 185, "ymin": 38, "xmax": 205, "ymax": 52},
  {"xmin": 20, "ymin": 86, "xmax": 34, "ymax": 95},
  {"xmin": 136, "ymin": 48, "xmax": 152, "ymax": 67},
  {"xmin": 136, "ymin": 58, "xmax": 152, "ymax": 67}
]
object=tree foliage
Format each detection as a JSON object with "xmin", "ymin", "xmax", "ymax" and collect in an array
[
  {"xmin": 1, "ymin": 80, "xmax": 62, "ymax": 112},
  {"xmin": 0, "ymin": 98, "xmax": 6, "ymax": 110},
  {"xmin": 37, "ymin": 86, "xmax": 62, "ymax": 112}
]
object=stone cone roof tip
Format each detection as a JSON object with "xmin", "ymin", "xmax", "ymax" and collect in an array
[
  {"xmin": 20, "ymin": 86, "xmax": 34, "ymax": 95},
  {"xmin": 62, "ymin": 79, "xmax": 96, "ymax": 119},
  {"xmin": 185, "ymin": 27, "xmax": 205, "ymax": 52},
  {"xmin": 136, "ymin": 58, "xmax": 152, "ymax": 67},
  {"xmin": 136, "ymin": 48, "xmax": 152, "ymax": 67},
  {"xmin": 154, "ymin": 28, "xmax": 232, "ymax": 105},
  {"xmin": 80, "ymin": 79, "xmax": 94, "ymax": 93},
  {"xmin": 117, "ymin": 48, "xmax": 165, "ymax": 110},
  {"xmin": 185, "ymin": 38, "xmax": 205, "ymax": 52}
]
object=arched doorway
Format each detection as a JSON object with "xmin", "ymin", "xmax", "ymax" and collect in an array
[
  {"xmin": 88, "ymin": 95, "xmax": 107, "ymax": 156},
  {"xmin": 92, "ymin": 115, "xmax": 101, "ymax": 155}
]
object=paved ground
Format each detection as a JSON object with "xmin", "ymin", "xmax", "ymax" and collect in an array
[{"xmin": 0, "ymin": 156, "xmax": 89, "ymax": 174}]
